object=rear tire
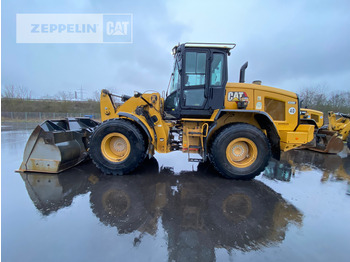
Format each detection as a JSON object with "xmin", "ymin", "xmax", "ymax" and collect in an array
[
  {"xmin": 209, "ymin": 123, "xmax": 271, "ymax": 180},
  {"xmin": 89, "ymin": 119, "xmax": 146, "ymax": 175},
  {"xmin": 347, "ymin": 135, "xmax": 350, "ymax": 150}
]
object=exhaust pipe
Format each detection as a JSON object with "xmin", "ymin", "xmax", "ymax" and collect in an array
[{"xmin": 239, "ymin": 62, "xmax": 248, "ymax": 83}]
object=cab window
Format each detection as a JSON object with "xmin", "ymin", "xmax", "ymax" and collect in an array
[
  {"xmin": 169, "ymin": 62, "xmax": 180, "ymax": 94},
  {"xmin": 185, "ymin": 52, "xmax": 207, "ymax": 86},
  {"xmin": 183, "ymin": 89, "xmax": 205, "ymax": 107},
  {"xmin": 210, "ymin": 53, "xmax": 224, "ymax": 86}
]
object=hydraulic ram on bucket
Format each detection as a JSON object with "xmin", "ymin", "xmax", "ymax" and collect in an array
[{"xmin": 18, "ymin": 118, "xmax": 99, "ymax": 173}]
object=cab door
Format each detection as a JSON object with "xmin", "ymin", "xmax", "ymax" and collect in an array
[
  {"xmin": 181, "ymin": 49, "xmax": 209, "ymax": 110},
  {"xmin": 207, "ymin": 52, "xmax": 226, "ymax": 109}
]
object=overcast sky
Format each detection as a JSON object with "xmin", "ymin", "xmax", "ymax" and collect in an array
[{"xmin": 2, "ymin": 0, "xmax": 350, "ymax": 99}]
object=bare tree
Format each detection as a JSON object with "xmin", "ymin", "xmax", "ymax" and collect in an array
[
  {"xmin": 56, "ymin": 91, "xmax": 75, "ymax": 101},
  {"xmin": 299, "ymin": 83, "xmax": 329, "ymax": 108},
  {"xmin": 299, "ymin": 84, "xmax": 350, "ymax": 114},
  {"xmin": 18, "ymin": 85, "xmax": 32, "ymax": 99},
  {"xmin": 2, "ymin": 85, "xmax": 16, "ymax": 98},
  {"xmin": 328, "ymin": 92, "xmax": 346, "ymax": 111},
  {"xmin": 92, "ymin": 90, "xmax": 101, "ymax": 101},
  {"xmin": 1, "ymin": 85, "xmax": 32, "ymax": 99}
]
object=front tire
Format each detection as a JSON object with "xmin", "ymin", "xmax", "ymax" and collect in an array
[
  {"xmin": 209, "ymin": 124, "xmax": 271, "ymax": 180},
  {"xmin": 89, "ymin": 119, "xmax": 147, "ymax": 175}
]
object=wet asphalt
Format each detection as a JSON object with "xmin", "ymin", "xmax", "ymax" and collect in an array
[{"xmin": 2, "ymin": 122, "xmax": 350, "ymax": 262}]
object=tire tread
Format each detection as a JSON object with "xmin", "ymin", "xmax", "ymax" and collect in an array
[
  {"xmin": 209, "ymin": 123, "xmax": 271, "ymax": 180},
  {"xmin": 89, "ymin": 119, "xmax": 146, "ymax": 175}
]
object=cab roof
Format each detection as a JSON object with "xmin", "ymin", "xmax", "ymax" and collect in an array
[
  {"xmin": 184, "ymin": 42, "xmax": 236, "ymax": 49},
  {"xmin": 172, "ymin": 42, "xmax": 236, "ymax": 55}
]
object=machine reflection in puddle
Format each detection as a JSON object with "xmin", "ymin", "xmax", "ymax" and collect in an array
[{"xmin": 20, "ymin": 157, "xmax": 303, "ymax": 258}]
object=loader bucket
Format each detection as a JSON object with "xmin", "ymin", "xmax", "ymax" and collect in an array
[
  {"xmin": 303, "ymin": 129, "xmax": 344, "ymax": 154},
  {"xmin": 19, "ymin": 118, "xmax": 99, "ymax": 173}
]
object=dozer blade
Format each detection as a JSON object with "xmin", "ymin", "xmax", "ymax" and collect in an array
[
  {"xmin": 18, "ymin": 118, "xmax": 99, "ymax": 173},
  {"xmin": 302, "ymin": 129, "xmax": 344, "ymax": 154}
]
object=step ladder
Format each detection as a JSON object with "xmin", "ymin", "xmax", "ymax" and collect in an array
[{"xmin": 185, "ymin": 123, "xmax": 209, "ymax": 163}]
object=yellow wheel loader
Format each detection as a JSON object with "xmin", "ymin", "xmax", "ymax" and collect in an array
[
  {"xmin": 20, "ymin": 43, "xmax": 314, "ymax": 179},
  {"xmin": 300, "ymin": 108, "xmax": 324, "ymax": 128},
  {"xmin": 88, "ymin": 43, "xmax": 314, "ymax": 179},
  {"xmin": 300, "ymin": 109, "xmax": 349, "ymax": 153},
  {"xmin": 328, "ymin": 111, "xmax": 350, "ymax": 149}
]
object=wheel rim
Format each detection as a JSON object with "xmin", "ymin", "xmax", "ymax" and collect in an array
[
  {"xmin": 226, "ymin": 138, "xmax": 258, "ymax": 168},
  {"xmin": 101, "ymin": 133, "xmax": 131, "ymax": 162}
]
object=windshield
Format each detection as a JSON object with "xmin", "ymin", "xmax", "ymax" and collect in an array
[{"xmin": 169, "ymin": 59, "xmax": 181, "ymax": 95}]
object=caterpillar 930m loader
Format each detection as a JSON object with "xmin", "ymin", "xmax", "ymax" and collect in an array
[
  {"xmin": 86, "ymin": 43, "xmax": 314, "ymax": 179},
  {"xmin": 300, "ymin": 108, "xmax": 349, "ymax": 153}
]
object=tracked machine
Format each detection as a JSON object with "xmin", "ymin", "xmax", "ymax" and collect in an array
[{"xmin": 20, "ymin": 43, "xmax": 315, "ymax": 179}]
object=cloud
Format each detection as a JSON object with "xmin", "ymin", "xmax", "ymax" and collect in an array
[
  {"xmin": 2, "ymin": 0, "xmax": 350, "ymax": 99},
  {"xmin": 167, "ymin": 0, "xmax": 350, "ymax": 92},
  {"xmin": 2, "ymin": 0, "xmax": 187, "ymax": 98}
]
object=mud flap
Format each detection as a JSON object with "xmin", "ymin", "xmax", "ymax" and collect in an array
[{"xmin": 18, "ymin": 118, "xmax": 99, "ymax": 173}]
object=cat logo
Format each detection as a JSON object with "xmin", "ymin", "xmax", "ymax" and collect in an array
[
  {"xmin": 106, "ymin": 21, "xmax": 129, "ymax": 36},
  {"xmin": 227, "ymin": 91, "xmax": 248, "ymax": 101}
]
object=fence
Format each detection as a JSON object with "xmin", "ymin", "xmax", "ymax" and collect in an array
[{"xmin": 1, "ymin": 112, "xmax": 101, "ymax": 122}]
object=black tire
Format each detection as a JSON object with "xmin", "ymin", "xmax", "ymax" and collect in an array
[
  {"xmin": 209, "ymin": 123, "xmax": 271, "ymax": 180},
  {"xmin": 347, "ymin": 135, "xmax": 350, "ymax": 151},
  {"xmin": 89, "ymin": 119, "xmax": 146, "ymax": 175}
]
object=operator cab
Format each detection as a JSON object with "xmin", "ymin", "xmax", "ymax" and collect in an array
[{"xmin": 164, "ymin": 42, "xmax": 236, "ymax": 119}]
